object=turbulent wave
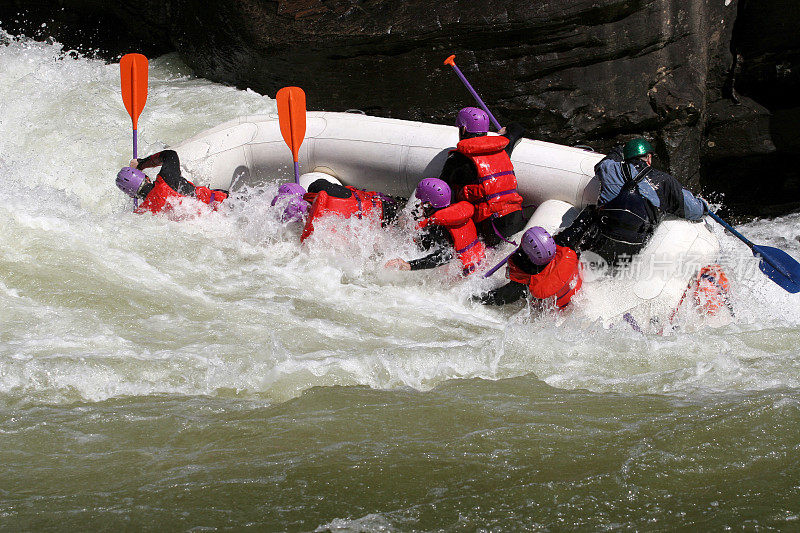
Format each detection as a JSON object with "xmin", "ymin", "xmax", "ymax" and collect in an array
[{"xmin": 1, "ymin": 29, "xmax": 799, "ymax": 406}]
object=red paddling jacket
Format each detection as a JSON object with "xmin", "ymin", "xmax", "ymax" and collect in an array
[
  {"xmin": 137, "ymin": 176, "xmax": 228, "ymax": 214},
  {"xmin": 456, "ymin": 136, "xmax": 524, "ymax": 223},
  {"xmin": 507, "ymin": 245, "xmax": 583, "ymax": 308},
  {"xmin": 420, "ymin": 201, "xmax": 485, "ymax": 273},
  {"xmin": 301, "ymin": 187, "xmax": 384, "ymax": 241}
]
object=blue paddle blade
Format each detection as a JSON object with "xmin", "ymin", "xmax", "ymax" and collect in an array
[{"xmin": 752, "ymin": 245, "xmax": 800, "ymax": 293}]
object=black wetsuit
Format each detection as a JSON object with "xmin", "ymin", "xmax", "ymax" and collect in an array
[
  {"xmin": 135, "ymin": 150, "xmax": 196, "ymax": 198},
  {"xmin": 438, "ymin": 123, "xmax": 527, "ymax": 246},
  {"xmin": 408, "ymin": 224, "xmax": 455, "ymax": 271},
  {"xmin": 307, "ymin": 179, "xmax": 405, "ymax": 226}
]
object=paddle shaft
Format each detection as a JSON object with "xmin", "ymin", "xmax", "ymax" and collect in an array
[
  {"xmin": 483, "ymin": 250, "xmax": 515, "ymax": 278},
  {"xmin": 707, "ymin": 212, "xmax": 753, "ymax": 247},
  {"xmin": 707, "ymin": 211, "xmax": 791, "ymax": 278},
  {"xmin": 132, "ymin": 130, "xmax": 139, "ymax": 209},
  {"xmin": 444, "ymin": 55, "xmax": 502, "ymax": 131}
]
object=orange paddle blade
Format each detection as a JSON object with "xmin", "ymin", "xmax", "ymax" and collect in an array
[
  {"xmin": 276, "ymin": 86, "xmax": 307, "ymax": 160},
  {"xmin": 120, "ymin": 53, "xmax": 149, "ymax": 130}
]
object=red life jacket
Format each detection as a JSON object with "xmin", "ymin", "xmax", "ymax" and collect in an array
[
  {"xmin": 136, "ymin": 176, "xmax": 228, "ymax": 214},
  {"xmin": 301, "ymin": 186, "xmax": 384, "ymax": 241},
  {"xmin": 456, "ymin": 136, "xmax": 523, "ymax": 223},
  {"xmin": 507, "ymin": 245, "xmax": 583, "ymax": 308},
  {"xmin": 693, "ymin": 264, "xmax": 731, "ymax": 316},
  {"xmin": 423, "ymin": 201, "xmax": 485, "ymax": 274}
]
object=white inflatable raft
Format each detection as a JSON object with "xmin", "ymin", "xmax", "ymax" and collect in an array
[{"xmin": 171, "ymin": 111, "xmax": 722, "ymax": 328}]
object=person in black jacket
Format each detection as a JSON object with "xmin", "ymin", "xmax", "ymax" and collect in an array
[{"xmin": 556, "ymin": 138, "xmax": 708, "ymax": 265}]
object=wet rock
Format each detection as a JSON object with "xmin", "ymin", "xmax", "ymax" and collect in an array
[{"xmin": 705, "ymin": 98, "xmax": 775, "ymax": 161}]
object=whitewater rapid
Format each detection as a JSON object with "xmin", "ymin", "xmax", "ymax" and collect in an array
[{"xmin": 1, "ymin": 30, "xmax": 799, "ymax": 407}]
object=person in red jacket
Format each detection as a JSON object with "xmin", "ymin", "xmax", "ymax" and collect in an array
[
  {"xmin": 300, "ymin": 179, "xmax": 404, "ymax": 241},
  {"xmin": 438, "ymin": 107, "xmax": 526, "ymax": 247},
  {"xmin": 115, "ymin": 150, "xmax": 228, "ymax": 214},
  {"xmin": 385, "ymin": 178, "xmax": 485, "ymax": 276},
  {"xmin": 476, "ymin": 226, "xmax": 583, "ymax": 308}
]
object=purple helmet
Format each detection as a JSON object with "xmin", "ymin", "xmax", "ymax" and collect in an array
[
  {"xmin": 281, "ymin": 196, "xmax": 309, "ymax": 222},
  {"xmin": 456, "ymin": 107, "xmax": 490, "ymax": 134},
  {"xmin": 416, "ymin": 178, "xmax": 451, "ymax": 209},
  {"xmin": 521, "ymin": 226, "xmax": 556, "ymax": 265},
  {"xmin": 116, "ymin": 167, "xmax": 146, "ymax": 198}
]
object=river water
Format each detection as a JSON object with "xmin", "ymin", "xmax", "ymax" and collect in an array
[{"xmin": 1, "ymin": 31, "xmax": 799, "ymax": 531}]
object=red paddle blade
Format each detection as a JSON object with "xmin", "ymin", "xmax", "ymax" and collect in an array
[
  {"xmin": 276, "ymin": 86, "xmax": 307, "ymax": 160},
  {"xmin": 120, "ymin": 53, "xmax": 149, "ymax": 130}
]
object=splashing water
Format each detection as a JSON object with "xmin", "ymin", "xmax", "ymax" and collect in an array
[{"xmin": 1, "ymin": 30, "xmax": 799, "ymax": 407}]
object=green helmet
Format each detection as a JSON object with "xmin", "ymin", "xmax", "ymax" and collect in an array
[{"xmin": 623, "ymin": 138, "xmax": 654, "ymax": 160}]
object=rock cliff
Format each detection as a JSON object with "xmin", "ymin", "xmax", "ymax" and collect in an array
[{"xmin": 2, "ymin": 0, "xmax": 798, "ymax": 215}]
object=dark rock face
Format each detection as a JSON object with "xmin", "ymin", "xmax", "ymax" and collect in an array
[
  {"xmin": 702, "ymin": 0, "xmax": 800, "ymax": 216},
  {"xmin": 3, "ymin": 0, "xmax": 799, "ymax": 216}
]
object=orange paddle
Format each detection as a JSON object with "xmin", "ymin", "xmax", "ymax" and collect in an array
[
  {"xmin": 120, "ymin": 53, "xmax": 149, "ymax": 158},
  {"xmin": 120, "ymin": 53, "xmax": 149, "ymax": 210},
  {"xmin": 276, "ymin": 86, "xmax": 307, "ymax": 183}
]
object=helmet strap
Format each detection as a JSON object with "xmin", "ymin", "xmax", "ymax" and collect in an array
[{"xmin": 135, "ymin": 176, "xmax": 151, "ymax": 196}]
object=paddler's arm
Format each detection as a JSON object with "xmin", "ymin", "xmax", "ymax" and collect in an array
[
  {"xmin": 136, "ymin": 150, "xmax": 196, "ymax": 196},
  {"xmin": 409, "ymin": 225, "xmax": 455, "ymax": 269},
  {"xmin": 384, "ymin": 225, "xmax": 454, "ymax": 271},
  {"xmin": 498, "ymin": 122, "xmax": 525, "ymax": 156},
  {"xmin": 439, "ymin": 152, "xmax": 477, "ymax": 192},
  {"xmin": 408, "ymin": 246, "xmax": 455, "ymax": 270},
  {"xmin": 383, "ymin": 248, "xmax": 453, "ymax": 271},
  {"xmin": 553, "ymin": 205, "xmax": 598, "ymax": 251},
  {"xmin": 131, "ymin": 151, "xmax": 165, "ymax": 170},
  {"xmin": 473, "ymin": 281, "xmax": 528, "ymax": 305},
  {"xmin": 646, "ymin": 169, "xmax": 709, "ymax": 221}
]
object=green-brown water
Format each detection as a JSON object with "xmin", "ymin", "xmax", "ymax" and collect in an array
[{"xmin": 3, "ymin": 381, "xmax": 800, "ymax": 530}]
